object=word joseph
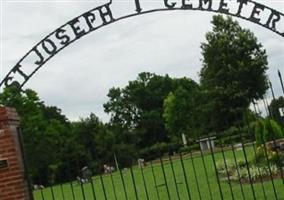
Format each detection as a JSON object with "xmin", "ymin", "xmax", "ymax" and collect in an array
[{"xmin": 1, "ymin": 0, "xmax": 283, "ymax": 89}]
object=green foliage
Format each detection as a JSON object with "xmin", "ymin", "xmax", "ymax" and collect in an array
[
  {"xmin": 200, "ymin": 15, "xmax": 268, "ymax": 131},
  {"xmin": 0, "ymin": 86, "xmax": 73, "ymax": 184},
  {"xmin": 216, "ymin": 158, "xmax": 280, "ymax": 183},
  {"xmin": 0, "ymin": 15, "xmax": 272, "ymax": 186},
  {"xmin": 255, "ymin": 119, "xmax": 284, "ymax": 146},
  {"xmin": 178, "ymin": 146, "xmax": 191, "ymax": 153},
  {"xmin": 0, "ymin": 86, "xmax": 124, "ymax": 184},
  {"xmin": 163, "ymin": 80, "xmax": 200, "ymax": 139},
  {"xmin": 269, "ymin": 96, "xmax": 284, "ymax": 126},
  {"xmin": 104, "ymin": 72, "xmax": 198, "ymax": 148},
  {"xmin": 139, "ymin": 142, "xmax": 169, "ymax": 160},
  {"xmin": 255, "ymin": 145, "xmax": 284, "ymax": 167}
]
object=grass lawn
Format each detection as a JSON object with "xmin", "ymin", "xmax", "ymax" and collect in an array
[{"xmin": 33, "ymin": 145, "xmax": 284, "ymax": 200}]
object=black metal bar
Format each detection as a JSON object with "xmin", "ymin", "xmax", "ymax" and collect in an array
[
  {"xmin": 68, "ymin": 163, "xmax": 76, "ymax": 200},
  {"xmin": 99, "ymin": 174, "xmax": 108, "ymax": 200},
  {"xmin": 168, "ymin": 154, "xmax": 181, "ymax": 200},
  {"xmin": 76, "ymin": 160, "xmax": 86, "ymax": 200},
  {"xmin": 67, "ymin": 161, "xmax": 76, "ymax": 200},
  {"xmin": 240, "ymin": 114, "xmax": 268, "ymax": 200},
  {"xmin": 262, "ymin": 95, "xmax": 284, "ymax": 185},
  {"xmin": 139, "ymin": 163, "xmax": 150, "ymax": 200},
  {"xmin": 237, "ymin": 112, "xmax": 257, "ymax": 200},
  {"xmin": 252, "ymin": 101, "xmax": 258, "ymax": 116},
  {"xmin": 258, "ymin": 138, "xmax": 279, "ymax": 199},
  {"xmin": 278, "ymin": 70, "xmax": 284, "ymax": 95},
  {"xmin": 264, "ymin": 97, "xmax": 272, "ymax": 117},
  {"xmin": 49, "ymin": 185, "xmax": 56, "ymax": 200},
  {"xmin": 70, "ymin": 181, "xmax": 76, "ymax": 200},
  {"xmin": 198, "ymin": 138, "xmax": 214, "ymax": 200},
  {"xmin": 90, "ymin": 177, "xmax": 97, "ymax": 200},
  {"xmin": 60, "ymin": 183, "xmax": 66, "ymax": 200},
  {"xmin": 79, "ymin": 178, "xmax": 86, "ymax": 200},
  {"xmin": 115, "ymin": 154, "xmax": 129, "ymax": 200},
  {"xmin": 179, "ymin": 153, "xmax": 192, "ymax": 200},
  {"xmin": 269, "ymin": 81, "xmax": 276, "ymax": 100},
  {"xmin": 150, "ymin": 161, "xmax": 161, "ymax": 200},
  {"xmin": 218, "ymin": 135, "xmax": 235, "ymax": 200},
  {"xmin": 255, "ymin": 101, "xmax": 262, "ymax": 115},
  {"xmin": 189, "ymin": 147, "xmax": 202, "ymax": 200},
  {"xmin": 251, "ymin": 102, "xmax": 271, "ymax": 199},
  {"xmin": 39, "ymin": 187, "xmax": 45, "ymax": 200},
  {"xmin": 262, "ymin": 98, "xmax": 269, "ymax": 116},
  {"xmin": 228, "ymin": 134, "xmax": 246, "ymax": 200},
  {"xmin": 37, "ymin": 173, "xmax": 45, "ymax": 200},
  {"xmin": 1, "ymin": 0, "xmax": 283, "ymax": 93},
  {"xmin": 134, "ymin": 0, "xmax": 142, "ymax": 12},
  {"xmin": 118, "ymin": 167, "xmax": 128, "ymax": 200},
  {"xmin": 65, "ymin": 160, "xmax": 75, "ymax": 200},
  {"xmin": 110, "ymin": 170, "xmax": 118, "ymax": 200},
  {"xmin": 16, "ymin": 127, "xmax": 34, "ymax": 200},
  {"xmin": 207, "ymin": 134, "xmax": 224, "ymax": 200},
  {"xmin": 129, "ymin": 166, "xmax": 139, "ymax": 200},
  {"xmin": 250, "ymin": 145, "xmax": 267, "ymax": 200},
  {"xmin": 159, "ymin": 156, "xmax": 171, "ymax": 200},
  {"xmin": 264, "ymin": 117, "xmax": 284, "ymax": 188}
]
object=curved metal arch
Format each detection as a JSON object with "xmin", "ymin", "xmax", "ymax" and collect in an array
[{"xmin": 1, "ymin": 0, "xmax": 283, "ymax": 90}]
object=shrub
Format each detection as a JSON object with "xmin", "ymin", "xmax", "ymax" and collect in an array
[
  {"xmin": 139, "ymin": 142, "xmax": 177, "ymax": 160},
  {"xmin": 255, "ymin": 119, "xmax": 284, "ymax": 146},
  {"xmin": 216, "ymin": 159, "xmax": 237, "ymax": 176},
  {"xmin": 179, "ymin": 146, "xmax": 191, "ymax": 153},
  {"xmin": 226, "ymin": 164, "xmax": 280, "ymax": 183},
  {"xmin": 254, "ymin": 144, "xmax": 284, "ymax": 167},
  {"xmin": 237, "ymin": 159, "xmax": 247, "ymax": 167}
]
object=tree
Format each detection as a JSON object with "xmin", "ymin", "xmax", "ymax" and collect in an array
[
  {"xmin": 255, "ymin": 118, "xmax": 284, "ymax": 146},
  {"xmin": 104, "ymin": 72, "xmax": 191, "ymax": 148},
  {"xmin": 163, "ymin": 78, "xmax": 200, "ymax": 140},
  {"xmin": 0, "ymin": 86, "xmax": 137, "ymax": 182},
  {"xmin": 200, "ymin": 15, "xmax": 268, "ymax": 132},
  {"xmin": 269, "ymin": 96, "xmax": 284, "ymax": 127},
  {"xmin": 0, "ymin": 86, "xmax": 72, "ymax": 184}
]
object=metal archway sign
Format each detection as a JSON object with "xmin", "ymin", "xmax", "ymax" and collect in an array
[{"xmin": 1, "ymin": 0, "xmax": 283, "ymax": 89}]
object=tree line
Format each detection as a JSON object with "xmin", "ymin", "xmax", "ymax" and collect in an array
[{"xmin": 0, "ymin": 15, "xmax": 279, "ymax": 185}]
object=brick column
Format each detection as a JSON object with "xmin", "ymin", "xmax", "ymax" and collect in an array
[{"xmin": 0, "ymin": 107, "xmax": 31, "ymax": 200}]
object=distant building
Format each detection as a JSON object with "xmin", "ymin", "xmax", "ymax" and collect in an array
[{"xmin": 197, "ymin": 137, "xmax": 216, "ymax": 151}]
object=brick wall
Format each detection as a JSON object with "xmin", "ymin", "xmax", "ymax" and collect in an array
[{"xmin": 0, "ymin": 107, "xmax": 31, "ymax": 200}]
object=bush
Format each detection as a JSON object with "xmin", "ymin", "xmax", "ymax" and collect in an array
[
  {"xmin": 139, "ymin": 142, "xmax": 178, "ymax": 160},
  {"xmin": 114, "ymin": 143, "xmax": 138, "ymax": 168},
  {"xmin": 255, "ymin": 145, "xmax": 284, "ymax": 167},
  {"xmin": 217, "ymin": 159, "xmax": 281, "ymax": 183},
  {"xmin": 179, "ymin": 146, "xmax": 191, "ymax": 153},
  {"xmin": 255, "ymin": 119, "xmax": 284, "ymax": 146},
  {"xmin": 216, "ymin": 159, "xmax": 238, "ymax": 177}
]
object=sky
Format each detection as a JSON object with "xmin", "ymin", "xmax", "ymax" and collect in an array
[{"xmin": 1, "ymin": 0, "xmax": 284, "ymax": 122}]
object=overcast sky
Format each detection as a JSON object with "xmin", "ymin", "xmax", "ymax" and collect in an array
[{"xmin": 1, "ymin": 0, "xmax": 284, "ymax": 122}]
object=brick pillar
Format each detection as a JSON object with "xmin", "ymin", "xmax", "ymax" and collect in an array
[{"xmin": 0, "ymin": 107, "xmax": 31, "ymax": 200}]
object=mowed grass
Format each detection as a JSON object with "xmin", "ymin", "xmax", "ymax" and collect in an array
[{"xmin": 34, "ymin": 146, "xmax": 284, "ymax": 200}]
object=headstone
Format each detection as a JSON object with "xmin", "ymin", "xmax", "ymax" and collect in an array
[
  {"xmin": 138, "ymin": 158, "xmax": 145, "ymax": 168},
  {"xmin": 182, "ymin": 133, "xmax": 187, "ymax": 146},
  {"xmin": 197, "ymin": 137, "xmax": 216, "ymax": 152},
  {"xmin": 279, "ymin": 107, "xmax": 284, "ymax": 117}
]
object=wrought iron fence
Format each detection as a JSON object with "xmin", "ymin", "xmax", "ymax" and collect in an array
[
  {"xmin": 27, "ymin": 73, "xmax": 284, "ymax": 200},
  {"xmin": 30, "ymin": 123, "xmax": 284, "ymax": 199}
]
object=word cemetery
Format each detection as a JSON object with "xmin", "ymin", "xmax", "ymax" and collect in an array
[{"xmin": 1, "ymin": 0, "xmax": 283, "ymax": 90}]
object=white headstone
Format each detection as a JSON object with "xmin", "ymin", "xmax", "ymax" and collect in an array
[
  {"xmin": 182, "ymin": 134, "xmax": 187, "ymax": 146},
  {"xmin": 279, "ymin": 108, "xmax": 284, "ymax": 117}
]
